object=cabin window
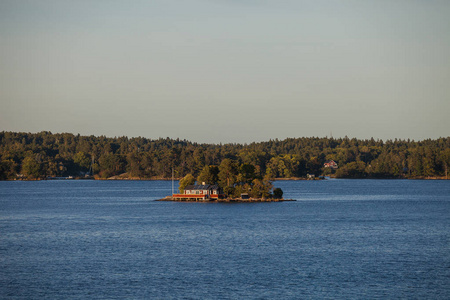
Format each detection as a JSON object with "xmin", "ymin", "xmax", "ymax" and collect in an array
[{"xmin": 196, "ymin": 190, "xmax": 199, "ymax": 194}]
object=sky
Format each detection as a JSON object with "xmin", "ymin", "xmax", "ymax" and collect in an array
[{"xmin": 1, "ymin": 0, "xmax": 449, "ymax": 144}]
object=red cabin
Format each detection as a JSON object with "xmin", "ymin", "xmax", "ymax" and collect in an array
[{"xmin": 172, "ymin": 184, "xmax": 223, "ymax": 201}]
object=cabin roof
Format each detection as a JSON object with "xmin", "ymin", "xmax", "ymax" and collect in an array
[{"xmin": 185, "ymin": 184, "xmax": 219, "ymax": 190}]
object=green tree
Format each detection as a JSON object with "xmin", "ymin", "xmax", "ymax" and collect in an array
[
  {"xmin": 218, "ymin": 159, "xmax": 238, "ymax": 189},
  {"xmin": 1, "ymin": 131, "xmax": 449, "ymax": 181},
  {"xmin": 265, "ymin": 157, "xmax": 284, "ymax": 178},
  {"xmin": 179, "ymin": 173, "xmax": 195, "ymax": 193},
  {"xmin": 234, "ymin": 182, "xmax": 252, "ymax": 198},
  {"xmin": 250, "ymin": 179, "xmax": 273, "ymax": 198},
  {"xmin": 21, "ymin": 156, "xmax": 41, "ymax": 179},
  {"xmin": 45, "ymin": 160, "xmax": 59, "ymax": 177},
  {"xmin": 441, "ymin": 148, "xmax": 450, "ymax": 178},
  {"xmin": 239, "ymin": 163, "xmax": 257, "ymax": 183},
  {"xmin": 335, "ymin": 161, "xmax": 366, "ymax": 178},
  {"xmin": 273, "ymin": 187, "xmax": 283, "ymax": 199},
  {"xmin": 0, "ymin": 159, "xmax": 18, "ymax": 180},
  {"xmin": 422, "ymin": 148, "xmax": 436, "ymax": 177},
  {"xmin": 98, "ymin": 153, "xmax": 121, "ymax": 178},
  {"xmin": 197, "ymin": 165, "xmax": 219, "ymax": 184},
  {"xmin": 73, "ymin": 152, "xmax": 91, "ymax": 170},
  {"xmin": 140, "ymin": 152, "xmax": 154, "ymax": 177},
  {"xmin": 126, "ymin": 151, "xmax": 143, "ymax": 178}
]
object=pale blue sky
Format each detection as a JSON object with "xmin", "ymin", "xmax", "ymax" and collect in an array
[{"xmin": 1, "ymin": 0, "xmax": 449, "ymax": 143}]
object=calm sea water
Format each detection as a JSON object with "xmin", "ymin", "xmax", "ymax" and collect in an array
[{"xmin": 1, "ymin": 179, "xmax": 449, "ymax": 299}]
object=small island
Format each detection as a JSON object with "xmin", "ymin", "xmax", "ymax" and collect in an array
[
  {"xmin": 158, "ymin": 162, "xmax": 292, "ymax": 202},
  {"xmin": 158, "ymin": 183, "xmax": 294, "ymax": 202}
]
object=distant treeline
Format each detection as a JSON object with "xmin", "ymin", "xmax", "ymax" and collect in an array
[{"xmin": 0, "ymin": 131, "xmax": 449, "ymax": 180}]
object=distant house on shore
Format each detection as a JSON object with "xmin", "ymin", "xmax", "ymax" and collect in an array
[
  {"xmin": 240, "ymin": 193, "xmax": 249, "ymax": 200},
  {"xmin": 172, "ymin": 184, "xmax": 223, "ymax": 201},
  {"xmin": 324, "ymin": 160, "xmax": 338, "ymax": 169}
]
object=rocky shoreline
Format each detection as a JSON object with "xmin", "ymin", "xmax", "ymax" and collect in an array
[{"xmin": 156, "ymin": 197, "xmax": 295, "ymax": 203}]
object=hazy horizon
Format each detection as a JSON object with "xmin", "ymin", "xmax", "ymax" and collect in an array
[
  {"xmin": 1, "ymin": 1, "xmax": 449, "ymax": 144},
  {"xmin": 3, "ymin": 130, "xmax": 449, "ymax": 146}
]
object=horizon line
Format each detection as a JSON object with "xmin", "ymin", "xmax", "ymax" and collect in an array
[{"xmin": 2, "ymin": 130, "xmax": 449, "ymax": 146}]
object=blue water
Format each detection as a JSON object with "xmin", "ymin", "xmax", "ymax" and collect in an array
[{"xmin": 1, "ymin": 179, "xmax": 449, "ymax": 299}]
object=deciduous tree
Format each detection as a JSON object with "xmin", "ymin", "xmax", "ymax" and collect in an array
[{"xmin": 179, "ymin": 173, "xmax": 195, "ymax": 193}]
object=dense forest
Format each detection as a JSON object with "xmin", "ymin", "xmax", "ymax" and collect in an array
[{"xmin": 0, "ymin": 131, "xmax": 449, "ymax": 181}]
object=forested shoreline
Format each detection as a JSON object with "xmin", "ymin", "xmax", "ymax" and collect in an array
[{"xmin": 0, "ymin": 131, "xmax": 449, "ymax": 181}]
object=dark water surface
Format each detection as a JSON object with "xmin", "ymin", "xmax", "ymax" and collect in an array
[{"xmin": 1, "ymin": 179, "xmax": 449, "ymax": 299}]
